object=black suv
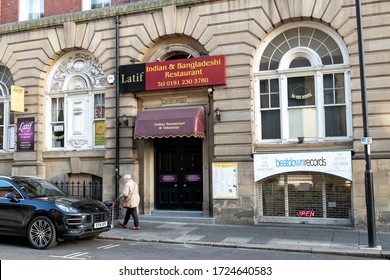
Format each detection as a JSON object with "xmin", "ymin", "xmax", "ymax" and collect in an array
[{"xmin": 0, "ymin": 175, "xmax": 111, "ymax": 249}]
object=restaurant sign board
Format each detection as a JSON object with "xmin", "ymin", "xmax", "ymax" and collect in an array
[
  {"xmin": 17, "ymin": 117, "xmax": 34, "ymax": 151},
  {"xmin": 119, "ymin": 55, "xmax": 226, "ymax": 92}
]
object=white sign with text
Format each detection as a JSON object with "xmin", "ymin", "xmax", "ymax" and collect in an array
[{"xmin": 254, "ymin": 150, "xmax": 352, "ymax": 181}]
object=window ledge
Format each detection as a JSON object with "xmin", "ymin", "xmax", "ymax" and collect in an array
[{"xmin": 43, "ymin": 149, "xmax": 105, "ymax": 159}]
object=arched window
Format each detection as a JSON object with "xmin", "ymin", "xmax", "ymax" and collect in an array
[
  {"xmin": 46, "ymin": 52, "xmax": 105, "ymax": 150},
  {"xmin": 0, "ymin": 66, "xmax": 15, "ymax": 151},
  {"xmin": 254, "ymin": 23, "xmax": 352, "ymax": 143}
]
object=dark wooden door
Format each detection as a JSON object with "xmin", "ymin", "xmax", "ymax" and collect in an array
[{"xmin": 155, "ymin": 138, "xmax": 203, "ymax": 210}]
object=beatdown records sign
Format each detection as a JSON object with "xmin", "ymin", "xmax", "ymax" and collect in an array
[
  {"xmin": 119, "ymin": 55, "xmax": 226, "ymax": 92},
  {"xmin": 253, "ymin": 150, "xmax": 352, "ymax": 181}
]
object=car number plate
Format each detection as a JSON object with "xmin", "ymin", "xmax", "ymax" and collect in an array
[{"xmin": 94, "ymin": 221, "xmax": 108, "ymax": 228}]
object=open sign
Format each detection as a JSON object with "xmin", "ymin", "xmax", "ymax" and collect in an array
[{"xmin": 296, "ymin": 209, "xmax": 315, "ymax": 217}]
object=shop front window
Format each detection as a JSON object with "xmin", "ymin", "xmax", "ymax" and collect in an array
[
  {"xmin": 254, "ymin": 23, "xmax": 351, "ymax": 143},
  {"xmin": 260, "ymin": 173, "xmax": 352, "ymax": 220}
]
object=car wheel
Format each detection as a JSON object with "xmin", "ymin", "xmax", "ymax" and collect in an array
[{"xmin": 27, "ymin": 216, "xmax": 58, "ymax": 249}]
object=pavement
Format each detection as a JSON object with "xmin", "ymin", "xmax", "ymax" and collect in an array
[{"xmin": 98, "ymin": 213, "xmax": 390, "ymax": 259}]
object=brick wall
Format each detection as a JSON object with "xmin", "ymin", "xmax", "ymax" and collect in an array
[
  {"xmin": 45, "ymin": 0, "xmax": 82, "ymax": 17},
  {"xmin": 1, "ymin": 0, "xmax": 19, "ymax": 24},
  {"xmin": 0, "ymin": 0, "xmax": 133, "ymax": 24}
]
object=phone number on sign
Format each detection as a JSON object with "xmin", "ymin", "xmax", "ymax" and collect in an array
[{"xmin": 157, "ymin": 77, "xmax": 209, "ymax": 87}]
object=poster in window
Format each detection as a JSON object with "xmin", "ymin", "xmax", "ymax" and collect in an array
[
  {"xmin": 17, "ymin": 117, "xmax": 34, "ymax": 151},
  {"xmin": 9, "ymin": 126, "xmax": 15, "ymax": 150},
  {"xmin": 212, "ymin": 162, "xmax": 238, "ymax": 199},
  {"xmin": 95, "ymin": 120, "xmax": 105, "ymax": 146}
]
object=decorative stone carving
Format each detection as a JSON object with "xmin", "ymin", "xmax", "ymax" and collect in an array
[
  {"xmin": 67, "ymin": 138, "xmax": 89, "ymax": 149},
  {"xmin": 67, "ymin": 76, "xmax": 88, "ymax": 90},
  {"xmin": 50, "ymin": 53, "xmax": 105, "ymax": 91}
]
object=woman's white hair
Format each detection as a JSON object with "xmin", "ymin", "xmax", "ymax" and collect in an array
[{"xmin": 123, "ymin": 174, "xmax": 132, "ymax": 181}]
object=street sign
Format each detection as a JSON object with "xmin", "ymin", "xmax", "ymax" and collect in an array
[{"xmin": 361, "ymin": 137, "xmax": 372, "ymax": 145}]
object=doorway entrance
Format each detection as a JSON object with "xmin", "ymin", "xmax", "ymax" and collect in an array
[{"xmin": 155, "ymin": 137, "xmax": 203, "ymax": 210}]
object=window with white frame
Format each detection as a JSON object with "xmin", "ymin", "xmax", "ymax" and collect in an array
[
  {"xmin": 19, "ymin": 0, "xmax": 44, "ymax": 21},
  {"xmin": 93, "ymin": 93, "xmax": 105, "ymax": 146},
  {"xmin": 254, "ymin": 23, "xmax": 351, "ymax": 143},
  {"xmin": 0, "ymin": 66, "xmax": 15, "ymax": 151},
  {"xmin": 51, "ymin": 97, "xmax": 64, "ymax": 148},
  {"xmin": 46, "ymin": 52, "xmax": 106, "ymax": 150},
  {"xmin": 82, "ymin": 0, "xmax": 111, "ymax": 10}
]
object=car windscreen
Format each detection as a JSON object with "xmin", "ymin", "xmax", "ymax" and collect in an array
[{"xmin": 13, "ymin": 178, "xmax": 66, "ymax": 198}]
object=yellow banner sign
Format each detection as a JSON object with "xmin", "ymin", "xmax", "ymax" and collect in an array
[
  {"xmin": 11, "ymin": 85, "xmax": 25, "ymax": 112},
  {"xmin": 95, "ymin": 120, "xmax": 105, "ymax": 146}
]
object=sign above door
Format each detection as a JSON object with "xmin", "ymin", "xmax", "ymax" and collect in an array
[
  {"xmin": 119, "ymin": 55, "xmax": 226, "ymax": 92},
  {"xmin": 134, "ymin": 107, "xmax": 205, "ymax": 139}
]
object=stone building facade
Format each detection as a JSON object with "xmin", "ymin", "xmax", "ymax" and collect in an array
[{"xmin": 0, "ymin": 0, "xmax": 390, "ymax": 230}]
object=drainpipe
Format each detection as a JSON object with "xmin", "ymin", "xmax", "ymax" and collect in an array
[
  {"xmin": 115, "ymin": 15, "xmax": 121, "ymax": 199},
  {"xmin": 355, "ymin": 0, "xmax": 377, "ymax": 247}
]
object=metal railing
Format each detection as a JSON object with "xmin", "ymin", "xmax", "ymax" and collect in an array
[{"xmin": 51, "ymin": 180, "xmax": 102, "ymax": 201}]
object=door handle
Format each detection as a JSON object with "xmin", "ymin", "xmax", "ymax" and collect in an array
[
  {"xmin": 174, "ymin": 184, "xmax": 178, "ymax": 188},
  {"xmin": 183, "ymin": 184, "xmax": 187, "ymax": 188}
]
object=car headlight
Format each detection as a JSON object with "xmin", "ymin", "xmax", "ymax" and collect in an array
[{"xmin": 56, "ymin": 204, "xmax": 78, "ymax": 213}]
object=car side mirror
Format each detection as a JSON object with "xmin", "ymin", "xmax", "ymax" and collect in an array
[{"xmin": 5, "ymin": 192, "xmax": 20, "ymax": 202}]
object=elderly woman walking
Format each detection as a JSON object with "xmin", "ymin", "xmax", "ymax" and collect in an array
[{"xmin": 119, "ymin": 174, "xmax": 140, "ymax": 230}]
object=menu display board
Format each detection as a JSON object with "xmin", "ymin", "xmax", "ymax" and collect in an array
[{"xmin": 212, "ymin": 162, "xmax": 238, "ymax": 199}]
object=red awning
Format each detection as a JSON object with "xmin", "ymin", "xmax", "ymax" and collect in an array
[{"xmin": 134, "ymin": 107, "xmax": 205, "ymax": 139}]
